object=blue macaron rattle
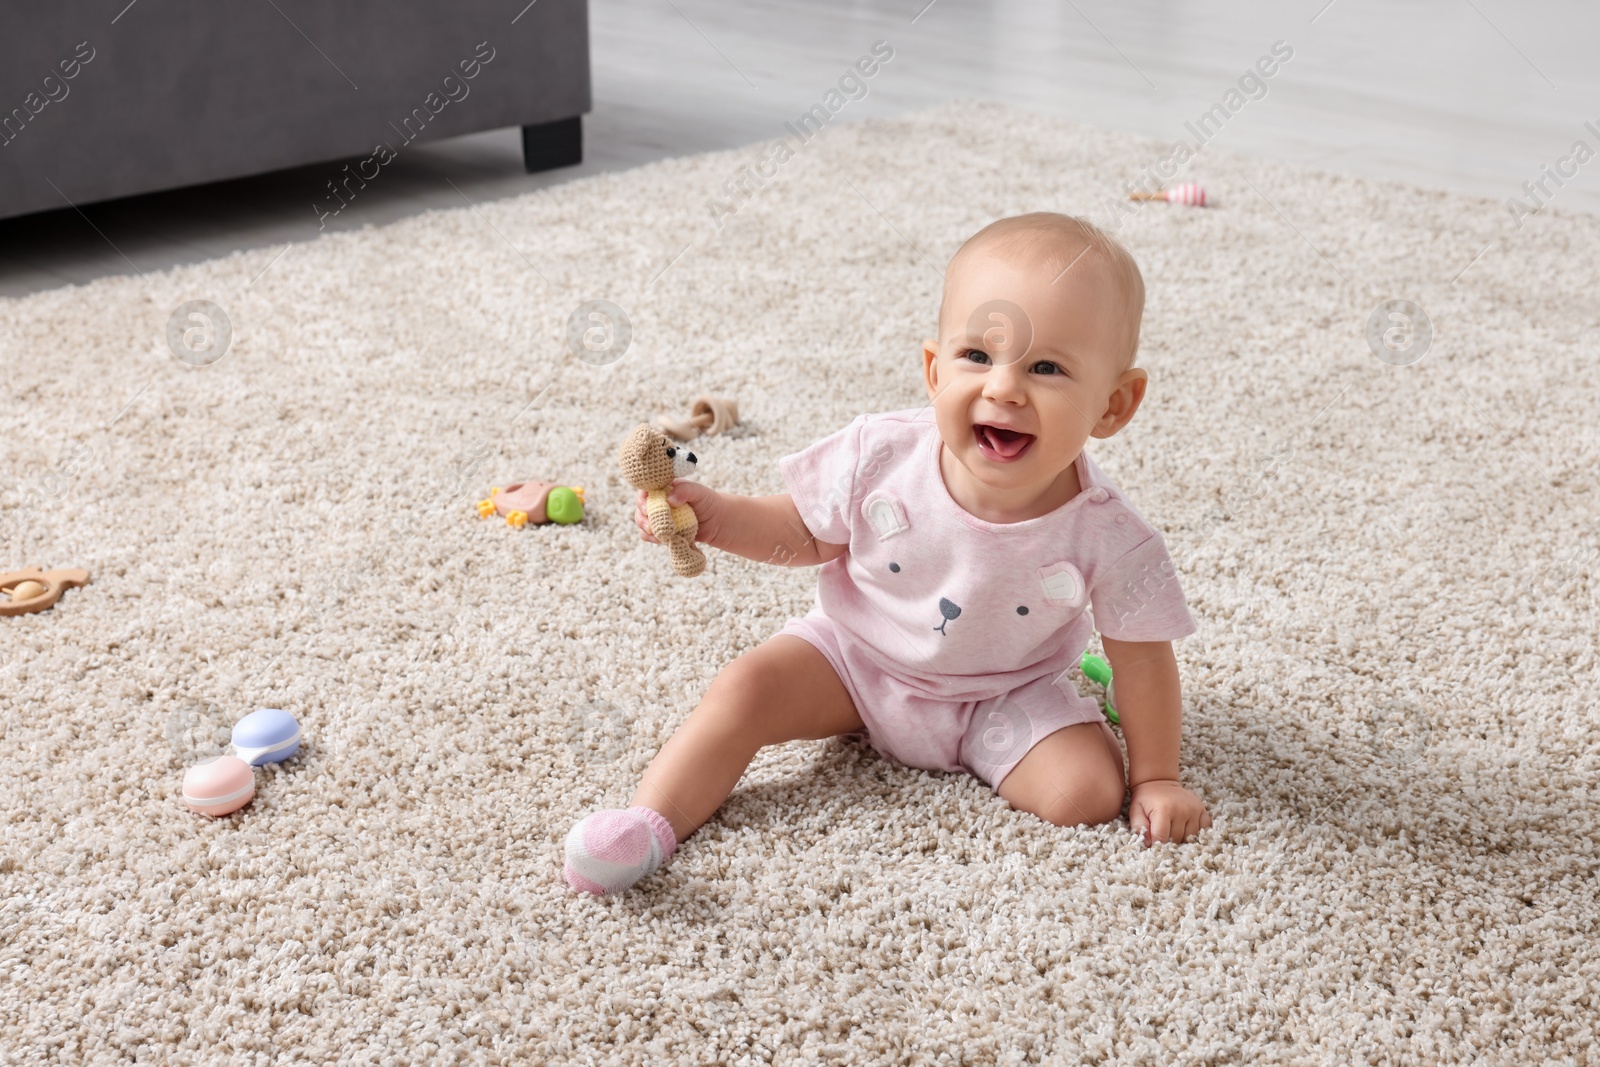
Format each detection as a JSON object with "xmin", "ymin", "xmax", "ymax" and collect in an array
[{"xmin": 230, "ymin": 707, "xmax": 302, "ymax": 766}]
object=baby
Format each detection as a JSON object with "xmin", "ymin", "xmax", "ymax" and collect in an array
[{"xmin": 564, "ymin": 211, "xmax": 1210, "ymax": 896}]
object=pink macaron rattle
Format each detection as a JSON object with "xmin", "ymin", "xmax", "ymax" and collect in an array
[
  {"xmin": 1129, "ymin": 182, "xmax": 1209, "ymax": 207},
  {"xmin": 231, "ymin": 708, "xmax": 302, "ymax": 766},
  {"xmin": 182, "ymin": 755, "xmax": 256, "ymax": 817}
]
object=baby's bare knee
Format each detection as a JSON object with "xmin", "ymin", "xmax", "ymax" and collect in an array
[
  {"xmin": 1039, "ymin": 776, "xmax": 1126, "ymax": 829},
  {"xmin": 699, "ymin": 639, "xmax": 857, "ymax": 748},
  {"xmin": 704, "ymin": 652, "xmax": 765, "ymax": 708},
  {"xmin": 699, "ymin": 656, "xmax": 782, "ymax": 742}
]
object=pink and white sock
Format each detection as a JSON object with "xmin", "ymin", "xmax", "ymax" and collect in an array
[{"xmin": 563, "ymin": 805, "xmax": 679, "ymax": 895}]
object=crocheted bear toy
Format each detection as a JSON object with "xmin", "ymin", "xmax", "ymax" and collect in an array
[{"xmin": 618, "ymin": 424, "xmax": 706, "ymax": 578}]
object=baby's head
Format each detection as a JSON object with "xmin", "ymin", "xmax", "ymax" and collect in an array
[{"xmin": 923, "ymin": 212, "xmax": 1149, "ymax": 518}]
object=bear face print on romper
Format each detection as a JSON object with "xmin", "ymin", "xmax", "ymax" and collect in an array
[{"xmin": 779, "ymin": 407, "xmax": 1198, "ymax": 712}]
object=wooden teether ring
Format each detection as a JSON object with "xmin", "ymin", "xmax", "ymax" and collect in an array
[
  {"xmin": 0, "ymin": 567, "xmax": 91, "ymax": 616},
  {"xmin": 655, "ymin": 395, "xmax": 740, "ymax": 441}
]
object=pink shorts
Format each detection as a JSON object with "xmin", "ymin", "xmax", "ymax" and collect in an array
[{"xmin": 776, "ymin": 610, "xmax": 1110, "ymax": 792}]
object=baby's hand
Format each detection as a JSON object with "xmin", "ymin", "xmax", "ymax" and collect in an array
[
  {"xmin": 1128, "ymin": 779, "xmax": 1211, "ymax": 846},
  {"xmin": 633, "ymin": 480, "xmax": 722, "ymax": 547}
]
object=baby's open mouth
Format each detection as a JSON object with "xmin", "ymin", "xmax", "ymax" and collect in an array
[{"xmin": 974, "ymin": 423, "xmax": 1035, "ymax": 460}]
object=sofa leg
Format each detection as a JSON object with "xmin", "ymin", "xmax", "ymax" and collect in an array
[{"xmin": 522, "ymin": 116, "xmax": 583, "ymax": 173}]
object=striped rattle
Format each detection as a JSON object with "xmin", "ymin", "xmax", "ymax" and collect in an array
[{"xmin": 1129, "ymin": 182, "xmax": 1208, "ymax": 207}]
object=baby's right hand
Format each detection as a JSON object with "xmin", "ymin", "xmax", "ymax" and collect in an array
[{"xmin": 634, "ymin": 481, "xmax": 720, "ymax": 546}]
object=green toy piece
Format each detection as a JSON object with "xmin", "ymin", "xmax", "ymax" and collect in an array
[
  {"xmin": 1080, "ymin": 651, "xmax": 1119, "ymax": 725},
  {"xmin": 545, "ymin": 486, "xmax": 584, "ymax": 525}
]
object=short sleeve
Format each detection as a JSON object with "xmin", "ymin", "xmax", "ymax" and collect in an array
[
  {"xmin": 777, "ymin": 415, "xmax": 866, "ymax": 547},
  {"xmin": 1089, "ymin": 531, "xmax": 1198, "ymax": 642}
]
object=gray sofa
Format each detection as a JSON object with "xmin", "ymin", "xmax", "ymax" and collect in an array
[{"xmin": 0, "ymin": 1, "xmax": 591, "ymax": 221}]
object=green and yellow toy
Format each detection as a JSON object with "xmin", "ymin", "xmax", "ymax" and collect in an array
[
  {"xmin": 476, "ymin": 480, "xmax": 585, "ymax": 528},
  {"xmin": 1080, "ymin": 651, "xmax": 1120, "ymax": 725}
]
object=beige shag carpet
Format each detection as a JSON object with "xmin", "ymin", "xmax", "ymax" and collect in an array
[{"xmin": 3, "ymin": 98, "xmax": 1599, "ymax": 1065}]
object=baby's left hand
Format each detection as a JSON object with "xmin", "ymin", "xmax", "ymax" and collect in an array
[{"xmin": 1128, "ymin": 779, "xmax": 1212, "ymax": 845}]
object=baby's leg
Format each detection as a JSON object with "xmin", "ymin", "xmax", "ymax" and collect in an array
[
  {"xmin": 996, "ymin": 719, "xmax": 1127, "ymax": 829},
  {"xmin": 563, "ymin": 634, "xmax": 864, "ymax": 894},
  {"xmin": 632, "ymin": 634, "xmax": 865, "ymax": 841}
]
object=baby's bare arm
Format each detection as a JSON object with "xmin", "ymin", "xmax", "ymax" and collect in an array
[
  {"xmin": 1104, "ymin": 636, "xmax": 1211, "ymax": 844},
  {"xmin": 1101, "ymin": 636, "xmax": 1182, "ymax": 786},
  {"xmin": 714, "ymin": 493, "xmax": 845, "ymax": 567},
  {"xmin": 634, "ymin": 488, "xmax": 844, "ymax": 567}
]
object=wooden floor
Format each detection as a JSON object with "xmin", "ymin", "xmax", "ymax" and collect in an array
[{"xmin": 2, "ymin": 0, "xmax": 1596, "ymax": 298}]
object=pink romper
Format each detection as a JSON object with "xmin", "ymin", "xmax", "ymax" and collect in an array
[{"xmin": 776, "ymin": 407, "xmax": 1197, "ymax": 792}]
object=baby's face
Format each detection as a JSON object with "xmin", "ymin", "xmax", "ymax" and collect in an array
[{"xmin": 923, "ymin": 245, "xmax": 1140, "ymax": 515}]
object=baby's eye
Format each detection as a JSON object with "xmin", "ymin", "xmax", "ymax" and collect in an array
[{"xmin": 961, "ymin": 349, "xmax": 1065, "ymax": 375}]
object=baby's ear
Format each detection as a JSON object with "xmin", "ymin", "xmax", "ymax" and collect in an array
[{"xmin": 1092, "ymin": 367, "xmax": 1149, "ymax": 438}]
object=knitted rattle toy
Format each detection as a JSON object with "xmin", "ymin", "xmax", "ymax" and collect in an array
[{"xmin": 618, "ymin": 424, "xmax": 705, "ymax": 578}]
